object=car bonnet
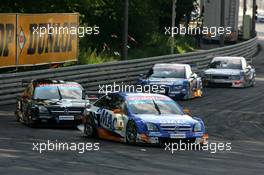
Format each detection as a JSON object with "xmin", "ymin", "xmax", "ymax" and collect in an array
[
  {"xmin": 134, "ymin": 114, "xmax": 197, "ymax": 125},
  {"xmin": 204, "ymin": 68, "xmax": 241, "ymax": 75},
  {"xmin": 147, "ymin": 78, "xmax": 186, "ymax": 85}
]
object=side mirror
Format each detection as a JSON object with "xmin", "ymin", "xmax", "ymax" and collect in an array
[
  {"xmin": 139, "ymin": 74, "xmax": 145, "ymax": 78},
  {"xmin": 87, "ymin": 95, "xmax": 98, "ymax": 101},
  {"xmin": 82, "ymin": 90, "xmax": 86, "ymax": 100},
  {"xmin": 191, "ymin": 73, "xmax": 198, "ymax": 79},
  {"xmin": 83, "ymin": 90, "xmax": 99, "ymax": 102},
  {"xmin": 247, "ymin": 65, "xmax": 252, "ymax": 69},
  {"xmin": 113, "ymin": 108, "xmax": 124, "ymax": 114},
  {"xmin": 183, "ymin": 108, "xmax": 192, "ymax": 116}
]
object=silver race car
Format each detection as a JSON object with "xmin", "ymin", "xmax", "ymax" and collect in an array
[{"xmin": 201, "ymin": 57, "xmax": 256, "ymax": 88}]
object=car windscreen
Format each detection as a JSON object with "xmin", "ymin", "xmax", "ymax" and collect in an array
[
  {"xmin": 209, "ymin": 59, "xmax": 242, "ymax": 69},
  {"xmin": 127, "ymin": 96, "xmax": 184, "ymax": 115},
  {"xmin": 258, "ymin": 12, "xmax": 264, "ymax": 17},
  {"xmin": 33, "ymin": 85, "xmax": 83, "ymax": 100},
  {"xmin": 150, "ymin": 66, "xmax": 186, "ymax": 79}
]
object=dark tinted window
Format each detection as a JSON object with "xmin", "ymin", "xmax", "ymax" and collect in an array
[
  {"xmin": 58, "ymin": 86, "xmax": 82, "ymax": 99},
  {"xmin": 111, "ymin": 94, "xmax": 124, "ymax": 109},
  {"xmin": 94, "ymin": 94, "xmax": 128, "ymax": 114},
  {"xmin": 34, "ymin": 86, "xmax": 60, "ymax": 100},
  {"xmin": 33, "ymin": 85, "xmax": 82, "ymax": 100},
  {"xmin": 111, "ymin": 94, "xmax": 128, "ymax": 114},
  {"xmin": 94, "ymin": 95, "xmax": 112, "ymax": 109},
  {"xmin": 209, "ymin": 59, "xmax": 242, "ymax": 69},
  {"xmin": 148, "ymin": 66, "xmax": 186, "ymax": 79},
  {"xmin": 127, "ymin": 96, "xmax": 184, "ymax": 115}
]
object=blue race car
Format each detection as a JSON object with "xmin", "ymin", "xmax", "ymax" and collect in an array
[
  {"xmin": 80, "ymin": 93, "xmax": 207, "ymax": 145},
  {"xmin": 138, "ymin": 64, "xmax": 203, "ymax": 100}
]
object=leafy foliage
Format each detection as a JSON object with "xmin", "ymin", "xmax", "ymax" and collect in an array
[{"xmin": 0, "ymin": 0, "xmax": 197, "ymax": 61}]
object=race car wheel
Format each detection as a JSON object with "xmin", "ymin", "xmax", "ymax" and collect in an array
[
  {"xmin": 15, "ymin": 101, "xmax": 22, "ymax": 122},
  {"xmin": 184, "ymin": 83, "xmax": 191, "ymax": 100},
  {"xmin": 84, "ymin": 116, "xmax": 96, "ymax": 138},
  {"xmin": 126, "ymin": 121, "xmax": 137, "ymax": 144},
  {"xmin": 250, "ymin": 77, "xmax": 256, "ymax": 87},
  {"xmin": 15, "ymin": 109, "xmax": 22, "ymax": 122},
  {"xmin": 27, "ymin": 113, "xmax": 39, "ymax": 128}
]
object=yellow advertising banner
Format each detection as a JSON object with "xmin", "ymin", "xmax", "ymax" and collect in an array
[
  {"xmin": 17, "ymin": 13, "xmax": 79, "ymax": 65},
  {"xmin": 0, "ymin": 14, "xmax": 16, "ymax": 67}
]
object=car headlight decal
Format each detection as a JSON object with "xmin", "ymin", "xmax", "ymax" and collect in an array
[
  {"xmin": 203, "ymin": 74, "xmax": 210, "ymax": 79},
  {"xmin": 39, "ymin": 106, "xmax": 48, "ymax": 113},
  {"xmin": 146, "ymin": 123, "xmax": 159, "ymax": 131},
  {"xmin": 172, "ymin": 85, "xmax": 183, "ymax": 91},
  {"xmin": 193, "ymin": 122, "xmax": 202, "ymax": 132}
]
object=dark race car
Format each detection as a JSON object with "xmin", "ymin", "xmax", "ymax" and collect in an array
[{"xmin": 15, "ymin": 79, "xmax": 90, "ymax": 127}]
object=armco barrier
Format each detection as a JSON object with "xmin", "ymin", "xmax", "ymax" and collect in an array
[{"xmin": 0, "ymin": 37, "xmax": 258, "ymax": 106}]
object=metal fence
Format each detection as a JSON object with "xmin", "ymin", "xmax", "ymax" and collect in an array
[{"xmin": 0, "ymin": 37, "xmax": 258, "ymax": 106}]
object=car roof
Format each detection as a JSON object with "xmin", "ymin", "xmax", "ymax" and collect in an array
[
  {"xmin": 213, "ymin": 56, "xmax": 245, "ymax": 61},
  {"xmin": 32, "ymin": 79, "xmax": 81, "ymax": 87},
  {"xmin": 258, "ymin": 11, "xmax": 264, "ymax": 15},
  {"xmin": 153, "ymin": 63, "xmax": 189, "ymax": 68}
]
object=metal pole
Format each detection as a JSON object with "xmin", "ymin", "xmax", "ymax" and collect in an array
[
  {"xmin": 15, "ymin": 14, "xmax": 18, "ymax": 72},
  {"xmin": 122, "ymin": 0, "xmax": 128, "ymax": 60},
  {"xmin": 242, "ymin": 0, "xmax": 247, "ymax": 38},
  {"xmin": 252, "ymin": 0, "xmax": 256, "ymax": 38},
  {"xmin": 243, "ymin": 0, "xmax": 247, "ymax": 17},
  {"xmin": 220, "ymin": 0, "xmax": 225, "ymax": 47},
  {"xmin": 242, "ymin": 0, "xmax": 247, "ymax": 29},
  {"xmin": 171, "ymin": 0, "xmax": 176, "ymax": 54}
]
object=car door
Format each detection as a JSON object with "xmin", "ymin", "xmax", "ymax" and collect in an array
[
  {"xmin": 242, "ymin": 59, "xmax": 252, "ymax": 83},
  {"xmin": 110, "ymin": 94, "xmax": 129, "ymax": 137},
  {"xmin": 244, "ymin": 67, "xmax": 251, "ymax": 84},
  {"xmin": 92, "ymin": 94, "xmax": 128, "ymax": 136},
  {"xmin": 92, "ymin": 94, "xmax": 118, "ymax": 130},
  {"xmin": 186, "ymin": 66, "xmax": 197, "ymax": 92},
  {"xmin": 91, "ymin": 95, "xmax": 111, "ymax": 128}
]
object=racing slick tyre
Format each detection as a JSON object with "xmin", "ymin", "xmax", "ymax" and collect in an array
[
  {"xmin": 126, "ymin": 121, "xmax": 137, "ymax": 144},
  {"xmin": 15, "ymin": 101, "xmax": 22, "ymax": 122},
  {"xmin": 184, "ymin": 83, "xmax": 192, "ymax": 100},
  {"xmin": 84, "ymin": 116, "xmax": 97, "ymax": 138},
  {"xmin": 250, "ymin": 77, "xmax": 256, "ymax": 87},
  {"xmin": 15, "ymin": 110, "xmax": 21, "ymax": 122},
  {"xmin": 27, "ymin": 114, "xmax": 39, "ymax": 128}
]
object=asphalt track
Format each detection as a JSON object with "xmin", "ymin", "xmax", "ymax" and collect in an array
[{"xmin": 0, "ymin": 30, "xmax": 264, "ymax": 175}]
